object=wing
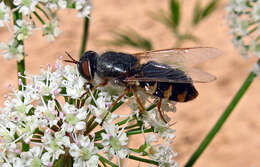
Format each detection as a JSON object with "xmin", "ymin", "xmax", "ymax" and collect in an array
[
  {"xmin": 124, "ymin": 61, "xmax": 216, "ymax": 84},
  {"xmin": 134, "ymin": 47, "xmax": 222, "ymax": 66},
  {"xmin": 125, "ymin": 69, "xmax": 215, "ymax": 83}
]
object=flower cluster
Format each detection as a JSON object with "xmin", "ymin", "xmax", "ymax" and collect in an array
[
  {"xmin": 0, "ymin": 59, "xmax": 178, "ymax": 167},
  {"xmin": 0, "ymin": 0, "xmax": 92, "ymax": 60},
  {"xmin": 226, "ymin": 0, "xmax": 260, "ymax": 58}
]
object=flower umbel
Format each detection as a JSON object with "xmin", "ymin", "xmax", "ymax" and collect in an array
[
  {"xmin": 0, "ymin": 59, "xmax": 178, "ymax": 166},
  {"xmin": 227, "ymin": 0, "xmax": 260, "ymax": 58},
  {"xmin": 0, "ymin": 39, "xmax": 24, "ymax": 61},
  {"xmin": 42, "ymin": 19, "xmax": 62, "ymax": 42},
  {"xmin": 0, "ymin": 0, "xmax": 93, "ymax": 60},
  {"xmin": 0, "ymin": 2, "xmax": 10, "ymax": 27}
]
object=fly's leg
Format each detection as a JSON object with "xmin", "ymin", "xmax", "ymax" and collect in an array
[
  {"xmin": 100, "ymin": 88, "xmax": 130, "ymax": 126},
  {"xmin": 80, "ymin": 80, "xmax": 108, "ymax": 99},
  {"xmin": 132, "ymin": 88, "xmax": 145, "ymax": 113},
  {"xmin": 157, "ymin": 98, "xmax": 167, "ymax": 123},
  {"xmin": 80, "ymin": 82, "xmax": 94, "ymax": 99},
  {"xmin": 92, "ymin": 80, "xmax": 108, "ymax": 90}
]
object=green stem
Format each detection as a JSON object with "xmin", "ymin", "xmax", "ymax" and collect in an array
[
  {"xmin": 185, "ymin": 61, "xmax": 259, "ymax": 167},
  {"xmin": 97, "ymin": 154, "xmax": 118, "ymax": 167},
  {"xmin": 126, "ymin": 127, "xmax": 154, "ymax": 136},
  {"xmin": 36, "ymin": 5, "xmax": 50, "ymax": 20},
  {"xmin": 128, "ymin": 155, "xmax": 159, "ymax": 166},
  {"xmin": 116, "ymin": 117, "xmax": 131, "ymax": 126},
  {"xmin": 33, "ymin": 11, "xmax": 45, "ymax": 24},
  {"xmin": 13, "ymin": 10, "xmax": 26, "ymax": 90},
  {"xmin": 79, "ymin": 17, "xmax": 90, "ymax": 58},
  {"xmin": 124, "ymin": 123, "xmax": 140, "ymax": 130}
]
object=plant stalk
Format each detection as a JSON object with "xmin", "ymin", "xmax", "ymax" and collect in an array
[
  {"xmin": 128, "ymin": 155, "xmax": 159, "ymax": 166},
  {"xmin": 79, "ymin": 17, "xmax": 90, "ymax": 58},
  {"xmin": 13, "ymin": 10, "xmax": 26, "ymax": 90}
]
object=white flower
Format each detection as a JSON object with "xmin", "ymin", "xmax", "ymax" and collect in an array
[
  {"xmin": 249, "ymin": 40, "xmax": 260, "ymax": 57},
  {"xmin": 251, "ymin": 1, "xmax": 260, "ymax": 21},
  {"xmin": 42, "ymin": 19, "xmax": 62, "ymax": 41},
  {"xmin": 69, "ymin": 135, "xmax": 99, "ymax": 167},
  {"xmin": 41, "ymin": 129, "xmax": 69, "ymax": 160},
  {"xmin": 13, "ymin": 0, "xmax": 39, "ymax": 15},
  {"xmin": 0, "ymin": 39, "xmax": 24, "ymax": 61},
  {"xmin": 20, "ymin": 146, "xmax": 42, "ymax": 166},
  {"xmin": 62, "ymin": 103, "xmax": 88, "ymax": 131},
  {"xmin": 150, "ymin": 145, "xmax": 178, "ymax": 167},
  {"xmin": 227, "ymin": 0, "xmax": 260, "ymax": 58},
  {"xmin": 227, "ymin": 0, "xmax": 247, "ymax": 13},
  {"xmin": 101, "ymin": 124, "xmax": 129, "ymax": 159},
  {"xmin": 161, "ymin": 100, "xmax": 176, "ymax": 113},
  {"xmin": 62, "ymin": 65, "xmax": 86, "ymax": 98},
  {"xmin": 29, "ymin": 64, "xmax": 63, "ymax": 98},
  {"xmin": 89, "ymin": 95, "xmax": 115, "ymax": 124},
  {"xmin": 14, "ymin": 19, "xmax": 34, "ymax": 40},
  {"xmin": 0, "ymin": 2, "xmax": 10, "ymax": 27},
  {"xmin": 76, "ymin": 0, "xmax": 92, "ymax": 17},
  {"xmin": 41, "ymin": 152, "xmax": 53, "ymax": 166},
  {"xmin": 0, "ymin": 59, "xmax": 178, "ymax": 166},
  {"xmin": 45, "ymin": 0, "xmax": 67, "ymax": 10},
  {"xmin": 252, "ymin": 60, "xmax": 260, "ymax": 75}
]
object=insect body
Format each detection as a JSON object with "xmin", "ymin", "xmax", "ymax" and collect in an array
[
  {"xmin": 65, "ymin": 47, "xmax": 221, "ymax": 123},
  {"xmin": 137, "ymin": 61, "xmax": 198, "ymax": 102}
]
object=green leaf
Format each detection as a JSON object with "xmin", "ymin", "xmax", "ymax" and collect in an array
[
  {"xmin": 192, "ymin": 0, "xmax": 219, "ymax": 25},
  {"xmin": 192, "ymin": 0, "xmax": 202, "ymax": 25},
  {"xmin": 53, "ymin": 153, "xmax": 73, "ymax": 167},
  {"xmin": 106, "ymin": 28, "xmax": 153, "ymax": 51},
  {"xmin": 138, "ymin": 142, "xmax": 149, "ymax": 153},
  {"xmin": 22, "ymin": 141, "xmax": 30, "ymax": 151},
  {"xmin": 53, "ymin": 155, "xmax": 66, "ymax": 167},
  {"xmin": 201, "ymin": 0, "xmax": 218, "ymax": 19},
  {"xmin": 179, "ymin": 33, "xmax": 199, "ymax": 42},
  {"xmin": 149, "ymin": 9, "xmax": 179, "ymax": 35},
  {"xmin": 170, "ymin": 0, "xmax": 181, "ymax": 27}
]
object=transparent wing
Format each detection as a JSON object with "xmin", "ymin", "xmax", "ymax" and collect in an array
[
  {"xmin": 124, "ymin": 61, "xmax": 216, "ymax": 84},
  {"xmin": 124, "ymin": 68, "xmax": 215, "ymax": 83},
  {"xmin": 134, "ymin": 47, "xmax": 222, "ymax": 66},
  {"xmin": 124, "ymin": 76, "xmax": 193, "ymax": 83},
  {"xmin": 182, "ymin": 68, "xmax": 216, "ymax": 83}
]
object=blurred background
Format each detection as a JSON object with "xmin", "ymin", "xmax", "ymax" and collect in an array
[{"xmin": 0, "ymin": 0, "xmax": 260, "ymax": 166}]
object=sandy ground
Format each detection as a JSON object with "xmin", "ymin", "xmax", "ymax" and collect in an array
[{"xmin": 0, "ymin": 0, "xmax": 260, "ymax": 166}]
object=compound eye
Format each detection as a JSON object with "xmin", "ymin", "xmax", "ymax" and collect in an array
[{"xmin": 78, "ymin": 60, "xmax": 92, "ymax": 80}]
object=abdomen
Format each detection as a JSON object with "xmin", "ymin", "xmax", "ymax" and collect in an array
[{"xmin": 139, "ymin": 81, "xmax": 198, "ymax": 102}]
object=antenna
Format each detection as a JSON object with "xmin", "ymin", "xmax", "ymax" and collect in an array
[{"xmin": 64, "ymin": 51, "xmax": 79, "ymax": 64}]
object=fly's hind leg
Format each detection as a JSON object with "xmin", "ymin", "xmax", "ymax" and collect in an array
[
  {"xmin": 157, "ymin": 99, "xmax": 168, "ymax": 123},
  {"xmin": 132, "ymin": 88, "xmax": 145, "ymax": 113}
]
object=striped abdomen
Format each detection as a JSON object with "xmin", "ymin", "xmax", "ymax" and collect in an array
[{"xmin": 139, "ymin": 81, "xmax": 198, "ymax": 102}]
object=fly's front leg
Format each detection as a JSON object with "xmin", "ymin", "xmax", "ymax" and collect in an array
[
  {"xmin": 80, "ymin": 82, "xmax": 94, "ymax": 99},
  {"xmin": 92, "ymin": 80, "xmax": 108, "ymax": 90},
  {"xmin": 100, "ymin": 88, "xmax": 130, "ymax": 126},
  {"xmin": 80, "ymin": 80, "xmax": 108, "ymax": 99}
]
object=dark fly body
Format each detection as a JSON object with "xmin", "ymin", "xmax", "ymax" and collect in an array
[{"xmin": 64, "ymin": 47, "xmax": 221, "ymax": 123}]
